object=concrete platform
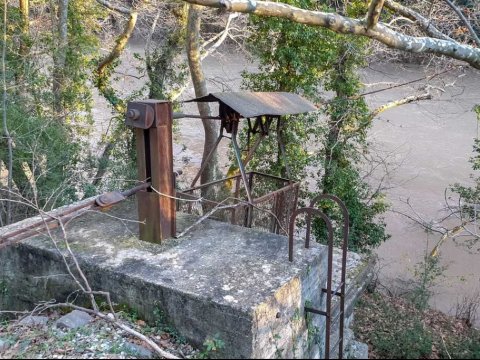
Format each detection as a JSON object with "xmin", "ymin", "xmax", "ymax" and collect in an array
[{"xmin": 0, "ymin": 200, "xmax": 328, "ymax": 358}]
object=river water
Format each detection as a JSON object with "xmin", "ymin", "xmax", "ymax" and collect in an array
[{"xmin": 95, "ymin": 46, "xmax": 480, "ymax": 325}]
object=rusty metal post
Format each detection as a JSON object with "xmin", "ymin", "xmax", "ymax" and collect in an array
[{"xmin": 126, "ymin": 100, "xmax": 176, "ymax": 243}]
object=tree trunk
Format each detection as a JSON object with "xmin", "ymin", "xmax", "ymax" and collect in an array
[
  {"xmin": 1, "ymin": 0, "xmax": 12, "ymax": 224},
  {"xmin": 186, "ymin": 4, "xmax": 219, "ymax": 186},
  {"xmin": 53, "ymin": 0, "xmax": 69, "ymax": 118},
  {"xmin": 19, "ymin": 0, "xmax": 29, "ymax": 56},
  {"xmin": 92, "ymin": 10, "xmax": 138, "ymax": 187}
]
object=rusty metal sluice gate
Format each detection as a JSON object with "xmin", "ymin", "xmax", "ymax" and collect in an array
[
  {"xmin": 124, "ymin": 92, "xmax": 349, "ymax": 359},
  {"xmin": 0, "ymin": 92, "xmax": 350, "ymax": 359}
]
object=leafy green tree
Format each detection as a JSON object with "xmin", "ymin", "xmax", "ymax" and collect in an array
[
  {"xmin": 242, "ymin": 0, "xmax": 389, "ymax": 252},
  {"xmin": 0, "ymin": 0, "xmax": 101, "ymax": 223}
]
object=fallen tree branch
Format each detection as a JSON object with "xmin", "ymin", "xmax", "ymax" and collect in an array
[
  {"xmin": 384, "ymin": 0, "xmax": 453, "ymax": 41},
  {"xmin": 370, "ymin": 92, "xmax": 432, "ymax": 119}
]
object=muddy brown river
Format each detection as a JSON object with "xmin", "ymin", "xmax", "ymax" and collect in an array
[{"xmin": 94, "ymin": 46, "xmax": 480, "ymax": 325}]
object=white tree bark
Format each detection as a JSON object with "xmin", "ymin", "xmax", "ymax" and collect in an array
[{"xmin": 182, "ymin": 0, "xmax": 480, "ymax": 69}]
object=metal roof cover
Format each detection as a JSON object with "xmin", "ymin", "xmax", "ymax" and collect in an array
[{"xmin": 187, "ymin": 92, "xmax": 317, "ymax": 118}]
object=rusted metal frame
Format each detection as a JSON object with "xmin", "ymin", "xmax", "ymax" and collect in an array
[
  {"xmin": 244, "ymin": 171, "xmax": 255, "ymax": 227},
  {"xmin": 288, "ymin": 207, "xmax": 335, "ymax": 360},
  {"xmin": 251, "ymin": 182, "xmax": 299, "ymax": 205},
  {"xmin": 275, "ymin": 191, "xmax": 285, "ymax": 234},
  {"xmin": 231, "ymin": 121, "xmax": 254, "ymax": 205},
  {"xmin": 307, "ymin": 194, "xmax": 349, "ymax": 360},
  {"xmin": 269, "ymin": 192, "xmax": 278, "ymax": 234},
  {"xmin": 0, "ymin": 182, "xmax": 151, "ymax": 249}
]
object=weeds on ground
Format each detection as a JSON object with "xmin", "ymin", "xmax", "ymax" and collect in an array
[
  {"xmin": 196, "ymin": 335, "xmax": 225, "ymax": 359},
  {"xmin": 354, "ymin": 252, "xmax": 479, "ymax": 359},
  {"xmin": 354, "ymin": 291, "xmax": 480, "ymax": 359}
]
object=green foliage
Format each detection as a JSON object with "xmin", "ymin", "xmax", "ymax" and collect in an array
[
  {"xmin": 450, "ymin": 105, "xmax": 480, "ymax": 251},
  {"xmin": 197, "ymin": 335, "xmax": 225, "ymax": 359},
  {"xmin": 355, "ymin": 291, "xmax": 480, "ymax": 360},
  {"xmin": 0, "ymin": 0, "xmax": 103, "ymax": 223},
  {"xmin": 0, "ymin": 104, "xmax": 83, "ymax": 211},
  {"xmin": 242, "ymin": 0, "xmax": 388, "ymax": 252},
  {"xmin": 409, "ymin": 255, "xmax": 444, "ymax": 311},
  {"xmin": 372, "ymin": 317, "xmax": 433, "ymax": 359},
  {"xmin": 444, "ymin": 332, "xmax": 480, "ymax": 359}
]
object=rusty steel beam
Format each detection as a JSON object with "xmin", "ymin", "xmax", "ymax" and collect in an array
[
  {"xmin": 127, "ymin": 100, "xmax": 176, "ymax": 243},
  {"xmin": 0, "ymin": 183, "xmax": 151, "ymax": 250}
]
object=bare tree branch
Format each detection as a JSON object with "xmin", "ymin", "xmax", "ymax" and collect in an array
[
  {"xmin": 181, "ymin": 0, "xmax": 480, "ymax": 69},
  {"xmin": 443, "ymin": 0, "xmax": 480, "ymax": 46},
  {"xmin": 366, "ymin": 0, "xmax": 385, "ymax": 29},
  {"xmin": 95, "ymin": 0, "xmax": 132, "ymax": 15},
  {"xmin": 384, "ymin": 0, "xmax": 453, "ymax": 41},
  {"xmin": 96, "ymin": 12, "xmax": 138, "ymax": 79},
  {"xmin": 370, "ymin": 92, "xmax": 432, "ymax": 119}
]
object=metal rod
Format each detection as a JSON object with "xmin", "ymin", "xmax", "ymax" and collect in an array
[
  {"xmin": 252, "ymin": 182, "xmax": 299, "ymax": 205},
  {"xmin": 309, "ymin": 194, "xmax": 349, "ymax": 359},
  {"xmin": 288, "ymin": 206, "xmax": 334, "ymax": 360},
  {"xmin": 231, "ymin": 128, "xmax": 253, "ymax": 204},
  {"xmin": 190, "ymin": 133, "xmax": 224, "ymax": 189},
  {"xmin": 304, "ymin": 307, "xmax": 328, "ymax": 317},
  {"xmin": 172, "ymin": 113, "xmax": 222, "ymax": 120}
]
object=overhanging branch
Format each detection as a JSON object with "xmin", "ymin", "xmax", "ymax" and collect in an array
[
  {"xmin": 181, "ymin": 0, "xmax": 480, "ymax": 69},
  {"xmin": 384, "ymin": 0, "xmax": 453, "ymax": 41}
]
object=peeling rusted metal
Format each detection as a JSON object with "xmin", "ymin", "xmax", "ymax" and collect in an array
[
  {"xmin": 186, "ymin": 92, "xmax": 317, "ymax": 118},
  {"xmin": 126, "ymin": 100, "xmax": 176, "ymax": 244},
  {"xmin": 95, "ymin": 191, "xmax": 126, "ymax": 208},
  {"xmin": 178, "ymin": 172, "xmax": 299, "ymax": 234}
]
